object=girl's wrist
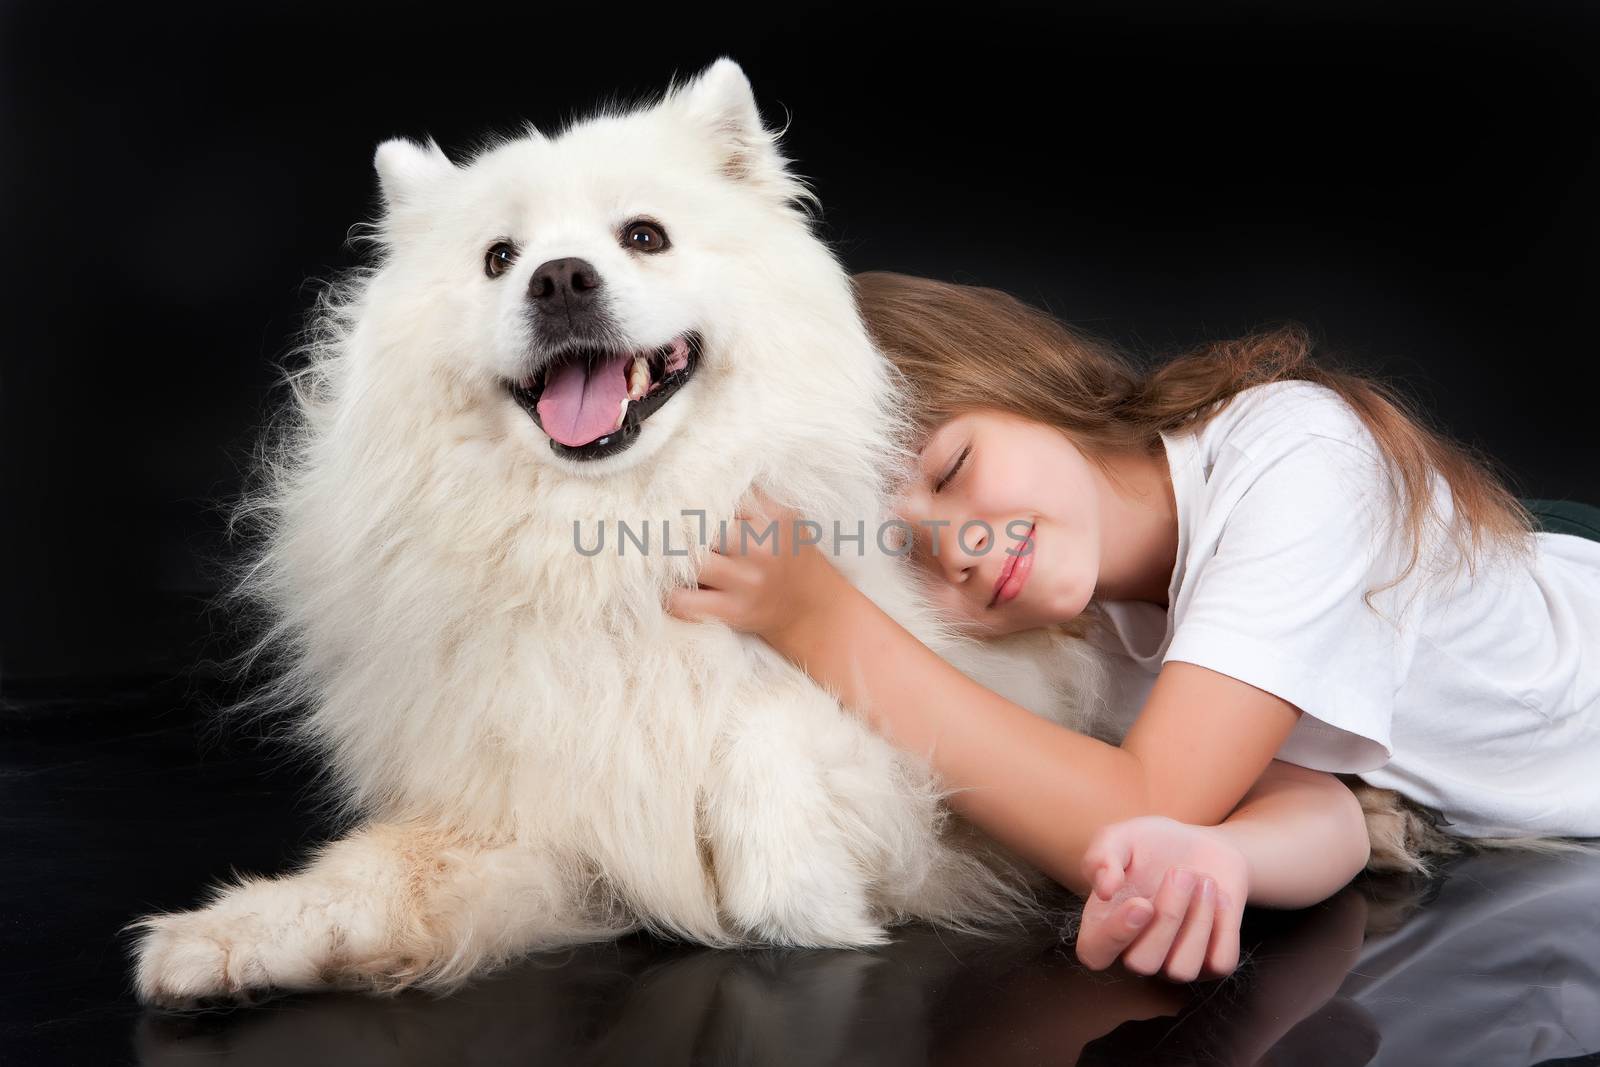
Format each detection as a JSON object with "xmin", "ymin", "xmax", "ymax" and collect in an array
[
  {"xmin": 1198, "ymin": 821, "xmax": 1257, "ymax": 906},
  {"xmin": 764, "ymin": 556, "xmax": 853, "ymax": 658}
]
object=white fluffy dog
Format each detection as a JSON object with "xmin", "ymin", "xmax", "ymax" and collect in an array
[{"xmin": 128, "ymin": 58, "xmax": 1111, "ymax": 1007}]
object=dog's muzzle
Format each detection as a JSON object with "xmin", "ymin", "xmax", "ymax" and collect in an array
[{"xmin": 507, "ymin": 332, "xmax": 702, "ymax": 461}]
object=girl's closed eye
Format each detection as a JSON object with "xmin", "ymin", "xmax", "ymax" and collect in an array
[{"xmin": 934, "ymin": 443, "xmax": 971, "ymax": 493}]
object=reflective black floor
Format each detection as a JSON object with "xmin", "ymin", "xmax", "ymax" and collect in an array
[{"xmin": 5, "ymin": 674, "xmax": 1599, "ymax": 1066}]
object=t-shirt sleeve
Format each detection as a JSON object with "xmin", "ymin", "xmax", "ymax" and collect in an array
[{"xmin": 1161, "ymin": 433, "xmax": 1406, "ymax": 773}]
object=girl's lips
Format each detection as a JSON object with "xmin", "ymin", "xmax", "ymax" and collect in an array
[{"xmin": 989, "ymin": 523, "xmax": 1036, "ymax": 608}]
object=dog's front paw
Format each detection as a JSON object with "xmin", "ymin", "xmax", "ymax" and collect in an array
[
  {"xmin": 128, "ymin": 900, "xmax": 342, "ymax": 1010},
  {"xmin": 131, "ymin": 910, "xmax": 265, "ymax": 1009}
]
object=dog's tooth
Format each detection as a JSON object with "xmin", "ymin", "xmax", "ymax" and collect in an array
[
  {"xmin": 614, "ymin": 396, "xmax": 629, "ymax": 432},
  {"xmin": 628, "ymin": 355, "xmax": 650, "ymax": 400}
]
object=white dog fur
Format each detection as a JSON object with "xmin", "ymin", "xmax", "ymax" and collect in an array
[{"xmin": 127, "ymin": 58, "xmax": 1115, "ymax": 1007}]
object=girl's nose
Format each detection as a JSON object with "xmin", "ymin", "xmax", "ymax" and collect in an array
[
  {"xmin": 939, "ymin": 553, "xmax": 975, "ymax": 586},
  {"xmin": 933, "ymin": 523, "xmax": 986, "ymax": 586},
  {"xmin": 898, "ymin": 496, "xmax": 989, "ymax": 587}
]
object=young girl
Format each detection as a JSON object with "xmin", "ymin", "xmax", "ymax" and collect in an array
[{"xmin": 666, "ymin": 271, "xmax": 1600, "ymax": 982}]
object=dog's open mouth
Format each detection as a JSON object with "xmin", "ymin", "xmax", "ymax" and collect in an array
[{"xmin": 508, "ymin": 332, "xmax": 702, "ymax": 461}]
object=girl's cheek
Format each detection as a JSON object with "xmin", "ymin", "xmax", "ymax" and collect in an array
[{"xmin": 981, "ymin": 464, "xmax": 1036, "ymax": 510}]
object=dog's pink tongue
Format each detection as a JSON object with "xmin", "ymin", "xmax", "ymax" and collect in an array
[{"xmin": 536, "ymin": 353, "xmax": 632, "ymax": 447}]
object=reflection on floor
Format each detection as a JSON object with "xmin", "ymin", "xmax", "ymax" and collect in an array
[{"xmin": 4, "ymin": 674, "xmax": 1598, "ymax": 1066}]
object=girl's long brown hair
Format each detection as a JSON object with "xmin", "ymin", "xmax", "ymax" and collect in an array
[{"xmin": 851, "ymin": 271, "xmax": 1538, "ymax": 622}]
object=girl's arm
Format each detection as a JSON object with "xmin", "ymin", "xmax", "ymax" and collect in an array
[
  {"xmin": 669, "ymin": 504, "xmax": 1327, "ymax": 900},
  {"xmin": 1209, "ymin": 758, "xmax": 1371, "ymax": 908},
  {"xmin": 760, "ymin": 560, "xmax": 1306, "ymax": 897},
  {"xmin": 1074, "ymin": 761, "xmax": 1371, "ymax": 979}
]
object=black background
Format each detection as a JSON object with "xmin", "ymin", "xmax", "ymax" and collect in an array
[{"xmin": 3, "ymin": 0, "xmax": 1597, "ymax": 682}]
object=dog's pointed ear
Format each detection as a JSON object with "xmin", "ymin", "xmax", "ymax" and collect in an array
[
  {"xmin": 374, "ymin": 136, "xmax": 455, "ymax": 213},
  {"xmin": 667, "ymin": 58, "xmax": 790, "ymax": 189}
]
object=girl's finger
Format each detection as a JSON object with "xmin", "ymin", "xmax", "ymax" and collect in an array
[
  {"xmin": 1203, "ymin": 887, "xmax": 1243, "ymax": 978},
  {"xmin": 733, "ymin": 490, "xmax": 779, "ymax": 525},
  {"xmin": 745, "ymin": 487, "xmax": 784, "ymax": 519},
  {"xmin": 1162, "ymin": 875, "xmax": 1217, "ymax": 983},
  {"xmin": 1074, "ymin": 897, "xmax": 1156, "ymax": 971},
  {"xmin": 664, "ymin": 589, "xmax": 701, "ymax": 621},
  {"xmin": 693, "ymin": 549, "xmax": 750, "ymax": 590},
  {"xmin": 1120, "ymin": 867, "xmax": 1199, "ymax": 977},
  {"xmin": 665, "ymin": 587, "xmax": 735, "ymax": 623},
  {"xmin": 1081, "ymin": 827, "xmax": 1134, "ymax": 901},
  {"xmin": 719, "ymin": 515, "xmax": 776, "ymax": 554}
]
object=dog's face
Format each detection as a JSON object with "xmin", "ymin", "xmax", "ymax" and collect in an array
[{"xmin": 368, "ymin": 59, "xmax": 820, "ymax": 477}]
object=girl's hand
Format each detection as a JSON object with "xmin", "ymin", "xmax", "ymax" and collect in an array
[
  {"xmin": 664, "ymin": 489, "xmax": 843, "ymax": 641},
  {"xmin": 1073, "ymin": 815, "xmax": 1250, "ymax": 983}
]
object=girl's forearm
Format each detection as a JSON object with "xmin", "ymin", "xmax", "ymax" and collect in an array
[
  {"xmin": 770, "ymin": 573, "xmax": 1152, "ymax": 896},
  {"xmin": 769, "ymin": 573, "xmax": 1370, "ymax": 910},
  {"xmin": 1210, "ymin": 761, "xmax": 1371, "ymax": 908}
]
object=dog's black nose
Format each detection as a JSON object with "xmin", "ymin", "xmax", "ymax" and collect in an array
[{"xmin": 528, "ymin": 257, "xmax": 603, "ymax": 308}]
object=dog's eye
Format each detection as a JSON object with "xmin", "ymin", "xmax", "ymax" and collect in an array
[
  {"xmin": 484, "ymin": 241, "xmax": 518, "ymax": 279},
  {"xmin": 621, "ymin": 220, "xmax": 670, "ymax": 254}
]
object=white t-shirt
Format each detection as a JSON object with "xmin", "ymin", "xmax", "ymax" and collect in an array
[{"xmin": 1086, "ymin": 379, "xmax": 1600, "ymax": 839}]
